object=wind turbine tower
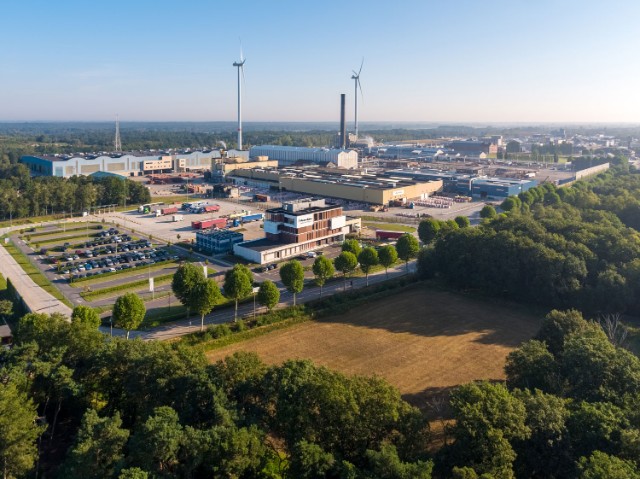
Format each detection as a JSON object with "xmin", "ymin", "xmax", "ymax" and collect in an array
[
  {"xmin": 351, "ymin": 59, "xmax": 364, "ymax": 139},
  {"xmin": 114, "ymin": 114, "xmax": 122, "ymax": 152},
  {"xmin": 232, "ymin": 49, "xmax": 246, "ymax": 150}
]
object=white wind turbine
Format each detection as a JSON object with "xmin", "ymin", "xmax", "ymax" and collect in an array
[
  {"xmin": 232, "ymin": 45, "xmax": 246, "ymax": 150},
  {"xmin": 351, "ymin": 58, "xmax": 364, "ymax": 139}
]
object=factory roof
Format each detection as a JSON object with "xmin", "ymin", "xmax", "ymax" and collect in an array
[
  {"xmin": 28, "ymin": 149, "xmax": 220, "ymax": 162},
  {"xmin": 250, "ymin": 145, "xmax": 351, "ymax": 154}
]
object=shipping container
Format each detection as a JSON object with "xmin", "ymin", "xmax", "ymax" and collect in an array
[
  {"xmin": 253, "ymin": 193, "xmax": 270, "ymax": 202},
  {"xmin": 241, "ymin": 213, "xmax": 264, "ymax": 223},
  {"xmin": 172, "ymin": 214, "xmax": 184, "ymax": 222},
  {"xmin": 192, "ymin": 218, "xmax": 227, "ymax": 230},
  {"xmin": 203, "ymin": 204, "xmax": 220, "ymax": 213},
  {"xmin": 161, "ymin": 206, "xmax": 179, "ymax": 215}
]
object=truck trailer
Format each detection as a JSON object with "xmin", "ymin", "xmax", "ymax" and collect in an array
[
  {"xmin": 172, "ymin": 214, "xmax": 184, "ymax": 222},
  {"xmin": 192, "ymin": 218, "xmax": 228, "ymax": 230},
  {"xmin": 241, "ymin": 213, "xmax": 264, "ymax": 223}
]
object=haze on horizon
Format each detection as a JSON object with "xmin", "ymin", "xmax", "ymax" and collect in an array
[{"xmin": 1, "ymin": 0, "xmax": 639, "ymax": 124}]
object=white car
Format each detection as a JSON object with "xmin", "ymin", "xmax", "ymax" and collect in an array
[{"xmin": 306, "ymin": 251, "xmax": 317, "ymax": 258}]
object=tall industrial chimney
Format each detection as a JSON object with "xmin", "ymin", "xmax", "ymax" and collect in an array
[{"xmin": 340, "ymin": 93, "xmax": 346, "ymax": 149}]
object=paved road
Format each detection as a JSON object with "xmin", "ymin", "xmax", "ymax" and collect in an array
[
  {"xmin": 0, "ymin": 242, "xmax": 72, "ymax": 317},
  {"xmin": 104, "ymin": 259, "xmax": 417, "ymax": 341}
]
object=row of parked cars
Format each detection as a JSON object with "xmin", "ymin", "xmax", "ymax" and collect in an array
[{"xmin": 61, "ymin": 248, "xmax": 178, "ymax": 281}]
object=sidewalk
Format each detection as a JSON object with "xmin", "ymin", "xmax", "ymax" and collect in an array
[{"xmin": 0, "ymin": 242, "xmax": 72, "ymax": 318}]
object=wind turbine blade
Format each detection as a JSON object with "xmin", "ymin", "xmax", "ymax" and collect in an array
[
  {"xmin": 358, "ymin": 78, "xmax": 363, "ymax": 100},
  {"xmin": 239, "ymin": 37, "xmax": 244, "ymax": 62},
  {"xmin": 358, "ymin": 57, "xmax": 364, "ymax": 75}
]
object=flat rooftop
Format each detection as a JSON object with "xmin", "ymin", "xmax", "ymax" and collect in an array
[
  {"xmin": 236, "ymin": 237, "xmax": 289, "ymax": 252},
  {"xmin": 266, "ymin": 203, "xmax": 339, "ymax": 216}
]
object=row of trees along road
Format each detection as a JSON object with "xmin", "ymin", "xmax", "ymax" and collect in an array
[
  {"xmin": 167, "ymin": 235, "xmax": 419, "ymax": 327},
  {"xmin": 4, "ymin": 304, "xmax": 640, "ymax": 477}
]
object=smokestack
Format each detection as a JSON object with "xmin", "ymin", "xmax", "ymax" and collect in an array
[{"xmin": 340, "ymin": 93, "xmax": 346, "ymax": 149}]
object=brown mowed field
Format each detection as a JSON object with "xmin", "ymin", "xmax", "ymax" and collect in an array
[{"xmin": 206, "ymin": 287, "xmax": 540, "ymax": 406}]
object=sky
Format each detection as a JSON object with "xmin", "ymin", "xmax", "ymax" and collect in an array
[{"xmin": 1, "ymin": 0, "xmax": 640, "ymax": 123}]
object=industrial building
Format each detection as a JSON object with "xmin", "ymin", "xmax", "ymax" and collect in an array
[
  {"xmin": 229, "ymin": 167, "xmax": 443, "ymax": 205},
  {"xmin": 195, "ymin": 229, "xmax": 244, "ymax": 255},
  {"xmin": 211, "ymin": 155, "xmax": 278, "ymax": 181},
  {"xmin": 233, "ymin": 198, "xmax": 356, "ymax": 264},
  {"xmin": 248, "ymin": 145, "xmax": 358, "ymax": 169},
  {"xmin": 20, "ymin": 150, "xmax": 226, "ymax": 178},
  {"xmin": 387, "ymin": 168, "xmax": 536, "ymax": 199}
]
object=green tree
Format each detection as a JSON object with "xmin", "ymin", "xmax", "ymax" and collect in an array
[
  {"xmin": 480, "ymin": 205, "xmax": 497, "ymax": 219},
  {"xmin": 280, "ymin": 260, "xmax": 305, "ymax": 306},
  {"xmin": 118, "ymin": 468, "xmax": 149, "ymax": 479},
  {"xmin": 171, "ymin": 262, "xmax": 205, "ymax": 319},
  {"xmin": 70, "ymin": 305, "xmax": 101, "ymax": 329},
  {"xmin": 61, "ymin": 409, "xmax": 130, "ymax": 479},
  {"xmin": 312, "ymin": 255, "xmax": 335, "ymax": 296},
  {"xmin": 358, "ymin": 247, "xmax": 379, "ymax": 286},
  {"xmin": 224, "ymin": 264, "xmax": 253, "ymax": 321},
  {"xmin": 505, "ymin": 340, "xmax": 558, "ymax": 392},
  {"xmin": 454, "ymin": 216, "xmax": 471, "ymax": 228},
  {"xmin": 334, "ymin": 251, "xmax": 358, "ymax": 291},
  {"xmin": 365, "ymin": 444, "xmax": 434, "ymax": 479},
  {"xmin": 129, "ymin": 407, "xmax": 183, "ymax": 476},
  {"xmin": 378, "ymin": 244, "xmax": 398, "ymax": 279},
  {"xmin": 501, "ymin": 196, "xmax": 521, "ymax": 212},
  {"xmin": 534, "ymin": 309, "xmax": 589, "ymax": 356},
  {"xmin": 257, "ymin": 280, "xmax": 280, "ymax": 311},
  {"xmin": 341, "ymin": 238, "xmax": 362, "ymax": 257},
  {"xmin": 396, "ymin": 234, "xmax": 420, "ymax": 272},
  {"xmin": 418, "ymin": 218, "xmax": 441, "ymax": 244},
  {"xmin": 0, "ymin": 382, "xmax": 44, "ymax": 479},
  {"xmin": 577, "ymin": 451, "xmax": 640, "ymax": 479},
  {"xmin": 0, "ymin": 300, "xmax": 13, "ymax": 319},
  {"xmin": 112, "ymin": 292, "xmax": 146, "ymax": 339},
  {"xmin": 191, "ymin": 278, "xmax": 223, "ymax": 331}
]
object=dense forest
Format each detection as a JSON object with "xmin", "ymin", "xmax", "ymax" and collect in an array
[
  {"xmin": 418, "ymin": 163, "xmax": 640, "ymax": 316},
  {"xmin": 0, "ymin": 164, "xmax": 150, "ymax": 219},
  {"xmin": 1, "ymin": 305, "xmax": 639, "ymax": 478}
]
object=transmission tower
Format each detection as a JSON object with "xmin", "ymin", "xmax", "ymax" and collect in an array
[{"xmin": 114, "ymin": 114, "xmax": 122, "ymax": 152}]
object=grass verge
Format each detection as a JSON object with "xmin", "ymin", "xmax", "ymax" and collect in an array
[
  {"xmin": 70, "ymin": 260, "xmax": 177, "ymax": 285},
  {"xmin": 1, "ymin": 242, "xmax": 73, "ymax": 308},
  {"xmin": 81, "ymin": 273, "xmax": 174, "ymax": 301},
  {"xmin": 362, "ymin": 222, "xmax": 417, "ymax": 233}
]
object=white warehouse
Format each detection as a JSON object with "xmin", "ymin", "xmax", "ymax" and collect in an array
[{"xmin": 249, "ymin": 145, "xmax": 358, "ymax": 169}]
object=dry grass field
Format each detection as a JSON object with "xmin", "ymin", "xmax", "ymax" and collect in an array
[{"xmin": 207, "ymin": 287, "xmax": 541, "ymax": 408}]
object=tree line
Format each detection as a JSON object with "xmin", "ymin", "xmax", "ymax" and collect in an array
[
  {"xmin": 417, "ymin": 165, "xmax": 640, "ymax": 316},
  {"xmin": 0, "ymin": 164, "xmax": 150, "ymax": 220},
  {"xmin": 3, "ymin": 303, "xmax": 639, "ymax": 477}
]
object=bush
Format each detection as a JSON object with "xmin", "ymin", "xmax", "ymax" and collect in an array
[{"xmin": 209, "ymin": 324, "xmax": 232, "ymax": 339}]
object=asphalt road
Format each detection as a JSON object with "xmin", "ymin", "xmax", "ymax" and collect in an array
[{"xmin": 107, "ymin": 258, "xmax": 417, "ymax": 341}]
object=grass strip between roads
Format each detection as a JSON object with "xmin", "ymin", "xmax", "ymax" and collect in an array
[
  {"xmin": 81, "ymin": 273, "xmax": 174, "ymax": 301},
  {"xmin": 32, "ymin": 233, "xmax": 100, "ymax": 247},
  {"xmin": 361, "ymin": 221, "xmax": 417, "ymax": 233},
  {"xmin": 70, "ymin": 260, "xmax": 177, "ymax": 285},
  {"xmin": 22, "ymin": 224, "xmax": 102, "ymax": 238},
  {"xmin": 1, "ymin": 241, "xmax": 73, "ymax": 308}
]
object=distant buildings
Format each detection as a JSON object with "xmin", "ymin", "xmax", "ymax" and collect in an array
[
  {"xmin": 20, "ymin": 150, "xmax": 229, "ymax": 178},
  {"xmin": 249, "ymin": 145, "xmax": 358, "ymax": 169}
]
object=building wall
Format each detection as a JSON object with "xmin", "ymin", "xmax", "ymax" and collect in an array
[
  {"xmin": 233, "ymin": 231, "xmax": 345, "ymax": 264},
  {"xmin": 249, "ymin": 146, "xmax": 358, "ymax": 169}
]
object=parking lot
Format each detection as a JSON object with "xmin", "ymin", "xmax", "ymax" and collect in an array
[{"xmin": 10, "ymin": 222, "xmax": 190, "ymax": 318}]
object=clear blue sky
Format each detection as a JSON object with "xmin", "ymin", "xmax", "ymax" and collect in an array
[{"xmin": 1, "ymin": 0, "xmax": 639, "ymax": 123}]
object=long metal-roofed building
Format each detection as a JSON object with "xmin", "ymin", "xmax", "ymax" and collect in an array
[
  {"xmin": 249, "ymin": 145, "xmax": 358, "ymax": 169},
  {"xmin": 386, "ymin": 168, "xmax": 536, "ymax": 199},
  {"xmin": 20, "ymin": 150, "xmax": 224, "ymax": 178},
  {"xmin": 229, "ymin": 167, "xmax": 443, "ymax": 205}
]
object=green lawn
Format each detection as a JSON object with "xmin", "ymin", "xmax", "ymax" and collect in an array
[
  {"xmin": 362, "ymin": 222, "xmax": 416, "ymax": 233},
  {"xmin": 70, "ymin": 260, "xmax": 179, "ymax": 287},
  {"xmin": 80, "ymin": 273, "xmax": 175, "ymax": 301}
]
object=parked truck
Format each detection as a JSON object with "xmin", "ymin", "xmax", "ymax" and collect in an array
[
  {"xmin": 241, "ymin": 213, "xmax": 264, "ymax": 223},
  {"xmin": 228, "ymin": 210, "xmax": 250, "ymax": 220},
  {"xmin": 192, "ymin": 218, "xmax": 227, "ymax": 230},
  {"xmin": 375, "ymin": 230, "xmax": 405, "ymax": 241}
]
